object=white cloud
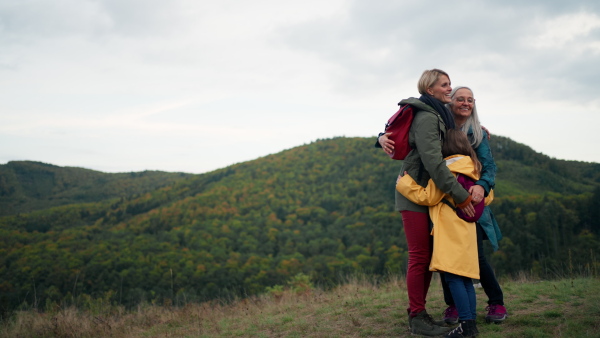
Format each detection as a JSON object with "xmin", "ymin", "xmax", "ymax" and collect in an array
[
  {"xmin": 1, "ymin": 0, "xmax": 599, "ymax": 173},
  {"xmin": 526, "ymin": 12, "xmax": 600, "ymax": 51}
]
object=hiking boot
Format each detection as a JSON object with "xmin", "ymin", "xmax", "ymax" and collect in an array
[
  {"xmin": 407, "ymin": 308, "xmax": 446, "ymax": 329},
  {"xmin": 443, "ymin": 305, "xmax": 459, "ymax": 325},
  {"xmin": 410, "ymin": 310, "xmax": 453, "ymax": 336},
  {"xmin": 485, "ymin": 304, "xmax": 507, "ymax": 323},
  {"xmin": 444, "ymin": 320, "xmax": 478, "ymax": 337}
]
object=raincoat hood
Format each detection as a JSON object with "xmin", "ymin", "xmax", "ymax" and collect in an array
[{"xmin": 444, "ymin": 155, "xmax": 478, "ymax": 181}]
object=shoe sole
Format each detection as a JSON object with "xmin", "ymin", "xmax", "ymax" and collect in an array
[
  {"xmin": 485, "ymin": 316, "xmax": 507, "ymax": 324},
  {"xmin": 410, "ymin": 327, "xmax": 453, "ymax": 336}
]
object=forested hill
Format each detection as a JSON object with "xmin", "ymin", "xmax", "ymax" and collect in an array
[
  {"xmin": 1, "ymin": 135, "xmax": 597, "ymax": 213},
  {"xmin": 1, "ymin": 136, "xmax": 599, "ymax": 315},
  {"xmin": 0, "ymin": 161, "xmax": 192, "ymax": 216},
  {"xmin": 488, "ymin": 136, "xmax": 599, "ymax": 195}
]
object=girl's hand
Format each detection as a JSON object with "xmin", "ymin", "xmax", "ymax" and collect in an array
[
  {"xmin": 459, "ymin": 202, "xmax": 476, "ymax": 218},
  {"xmin": 396, "ymin": 171, "xmax": 408, "ymax": 184}
]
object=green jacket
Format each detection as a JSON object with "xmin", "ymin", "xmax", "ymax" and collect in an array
[{"xmin": 395, "ymin": 97, "xmax": 470, "ymax": 213}]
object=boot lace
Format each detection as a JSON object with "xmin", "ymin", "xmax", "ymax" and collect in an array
[
  {"xmin": 423, "ymin": 312, "xmax": 438, "ymax": 326},
  {"xmin": 446, "ymin": 323, "xmax": 464, "ymax": 337}
]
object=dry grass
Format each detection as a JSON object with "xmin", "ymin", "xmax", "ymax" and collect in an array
[{"xmin": 2, "ymin": 274, "xmax": 600, "ymax": 337}]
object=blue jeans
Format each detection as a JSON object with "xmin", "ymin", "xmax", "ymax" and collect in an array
[
  {"xmin": 443, "ymin": 272, "xmax": 476, "ymax": 320},
  {"xmin": 442, "ymin": 223, "xmax": 504, "ymax": 306}
]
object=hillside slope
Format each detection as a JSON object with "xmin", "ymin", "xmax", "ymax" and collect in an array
[
  {"xmin": 0, "ymin": 136, "xmax": 598, "ymax": 314},
  {"xmin": 0, "ymin": 161, "xmax": 191, "ymax": 216}
]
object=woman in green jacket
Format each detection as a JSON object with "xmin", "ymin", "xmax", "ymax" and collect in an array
[{"xmin": 378, "ymin": 69, "xmax": 474, "ymax": 336}]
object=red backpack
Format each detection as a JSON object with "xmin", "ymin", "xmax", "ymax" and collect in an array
[{"xmin": 383, "ymin": 104, "xmax": 415, "ymax": 160}]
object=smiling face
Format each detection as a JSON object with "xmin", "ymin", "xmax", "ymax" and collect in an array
[
  {"xmin": 450, "ymin": 88, "xmax": 475, "ymax": 121},
  {"xmin": 426, "ymin": 75, "xmax": 452, "ymax": 103}
]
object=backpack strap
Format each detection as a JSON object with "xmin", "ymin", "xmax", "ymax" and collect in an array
[{"xmin": 440, "ymin": 198, "xmax": 456, "ymax": 211}]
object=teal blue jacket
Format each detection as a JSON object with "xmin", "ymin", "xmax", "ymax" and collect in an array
[
  {"xmin": 470, "ymin": 129, "xmax": 496, "ymax": 196},
  {"xmin": 468, "ymin": 128, "xmax": 502, "ymax": 251}
]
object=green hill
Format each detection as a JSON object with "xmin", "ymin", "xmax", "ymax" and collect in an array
[
  {"xmin": 488, "ymin": 136, "xmax": 600, "ymax": 196},
  {"xmin": 0, "ymin": 161, "xmax": 191, "ymax": 216},
  {"xmin": 0, "ymin": 136, "xmax": 599, "ymax": 316}
]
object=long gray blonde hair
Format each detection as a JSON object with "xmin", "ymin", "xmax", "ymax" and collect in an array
[{"xmin": 447, "ymin": 86, "xmax": 483, "ymax": 149}]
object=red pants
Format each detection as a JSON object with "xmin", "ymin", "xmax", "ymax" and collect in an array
[{"xmin": 402, "ymin": 210, "xmax": 433, "ymax": 315}]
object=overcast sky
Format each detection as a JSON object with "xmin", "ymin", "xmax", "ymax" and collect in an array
[{"xmin": 1, "ymin": 0, "xmax": 599, "ymax": 174}]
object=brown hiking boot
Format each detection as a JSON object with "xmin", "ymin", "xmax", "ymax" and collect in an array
[{"xmin": 410, "ymin": 310, "xmax": 453, "ymax": 336}]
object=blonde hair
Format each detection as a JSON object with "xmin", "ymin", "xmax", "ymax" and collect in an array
[
  {"xmin": 442, "ymin": 129, "xmax": 482, "ymax": 175},
  {"xmin": 417, "ymin": 69, "xmax": 450, "ymax": 95}
]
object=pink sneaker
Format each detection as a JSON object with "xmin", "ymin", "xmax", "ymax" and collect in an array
[
  {"xmin": 485, "ymin": 304, "xmax": 508, "ymax": 323},
  {"xmin": 443, "ymin": 305, "xmax": 459, "ymax": 325}
]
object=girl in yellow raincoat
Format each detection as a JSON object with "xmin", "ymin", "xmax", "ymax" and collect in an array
[{"xmin": 396, "ymin": 129, "xmax": 494, "ymax": 337}]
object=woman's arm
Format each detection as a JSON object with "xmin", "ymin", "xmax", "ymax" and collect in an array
[
  {"xmin": 413, "ymin": 113, "xmax": 471, "ymax": 206},
  {"xmin": 474, "ymin": 129, "xmax": 497, "ymax": 196}
]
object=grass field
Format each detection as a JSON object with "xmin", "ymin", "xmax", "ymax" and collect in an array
[{"xmin": 2, "ymin": 274, "xmax": 600, "ymax": 337}]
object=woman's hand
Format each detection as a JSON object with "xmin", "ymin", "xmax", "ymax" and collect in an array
[
  {"xmin": 469, "ymin": 185, "xmax": 485, "ymax": 205},
  {"xmin": 481, "ymin": 125, "xmax": 491, "ymax": 140},
  {"xmin": 378, "ymin": 133, "xmax": 395, "ymax": 155}
]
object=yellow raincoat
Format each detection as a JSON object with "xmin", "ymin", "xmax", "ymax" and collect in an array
[{"xmin": 396, "ymin": 155, "xmax": 494, "ymax": 279}]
